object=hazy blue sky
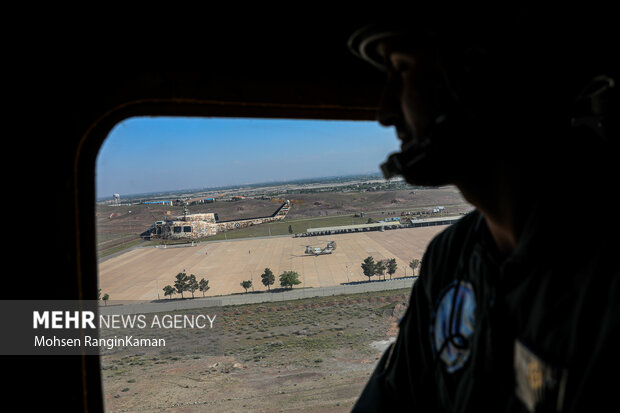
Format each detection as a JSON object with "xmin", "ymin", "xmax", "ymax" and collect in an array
[{"xmin": 96, "ymin": 117, "xmax": 400, "ymax": 199}]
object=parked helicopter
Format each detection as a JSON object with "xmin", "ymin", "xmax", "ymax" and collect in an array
[{"xmin": 305, "ymin": 241, "xmax": 337, "ymax": 255}]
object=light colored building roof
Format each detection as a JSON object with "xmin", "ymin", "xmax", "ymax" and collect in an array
[{"xmin": 305, "ymin": 215, "xmax": 462, "ymax": 234}]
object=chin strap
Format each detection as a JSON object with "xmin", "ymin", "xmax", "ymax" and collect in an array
[
  {"xmin": 380, "ymin": 135, "xmax": 434, "ymax": 181},
  {"xmin": 380, "ymin": 153, "xmax": 402, "ymax": 180},
  {"xmin": 379, "ymin": 111, "xmax": 454, "ymax": 182}
]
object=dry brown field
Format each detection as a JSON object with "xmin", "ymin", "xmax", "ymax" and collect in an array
[
  {"xmin": 98, "ymin": 225, "xmax": 449, "ymax": 301},
  {"xmin": 101, "ymin": 288, "xmax": 412, "ymax": 412}
]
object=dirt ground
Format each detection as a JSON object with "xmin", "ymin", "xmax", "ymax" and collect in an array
[
  {"xmin": 98, "ymin": 225, "xmax": 449, "ymax": 300},
  {"xmin": 101, "ymin": 288, "xmax": 410, "ymax": 412}
]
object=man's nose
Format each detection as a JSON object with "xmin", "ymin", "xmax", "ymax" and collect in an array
[{"xmin": 376, "ymin": 74, "xmax": 403, "ymax": 128}]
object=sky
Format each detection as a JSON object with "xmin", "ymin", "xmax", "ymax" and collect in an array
[{"xmin": 95, "ymin": 117, "xmax": 401, "ymax": 199}]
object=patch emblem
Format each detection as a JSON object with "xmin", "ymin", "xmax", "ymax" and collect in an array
[
  {"xmin": 514, "ymin": 340, "xmax": 568, "ymax": 412},
  {"xmin": 431, "ymin": 280, "xmax": 476, "ymax": 373}
]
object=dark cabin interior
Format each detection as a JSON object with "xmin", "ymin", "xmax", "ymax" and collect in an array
[{"xmin": 3, "ymin": 10, "xmax": 617, "ymax": 412}]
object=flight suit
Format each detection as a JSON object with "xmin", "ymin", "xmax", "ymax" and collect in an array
[{"xmin": 353, "ymin": 208, "xmax": 620, "ymax": 412}]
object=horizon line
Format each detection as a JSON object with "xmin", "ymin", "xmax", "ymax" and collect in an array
[{"xmin": 96, "ymin": 171, "xmax": 399, "ymax": 201}]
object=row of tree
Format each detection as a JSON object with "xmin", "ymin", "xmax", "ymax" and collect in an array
[
  {"xmin": 360, "ymin": 257, "xmax": 421, "ymax": 282},
  {"xmin": 97, "ymin": 289, "xmax": 110, "ymax": 305},
  {"xmin": 163, "ymin": 258, "xmax": 418, "ymax": 298},
  {"xmin": 163, "ymin": 272, "xmax": 210, "ymax": 299},
  {"xmin": 240, "ymin": 268, "xmax": 302, "ymax": 293},
  {"xmin": 161, "ymin": 268, "xmax": 303, "ymax": 298}
]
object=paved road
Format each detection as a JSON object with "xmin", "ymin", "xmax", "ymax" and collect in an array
[{"xmin": 100, "ymin": 276, "xmax": 416, "ymax": 315}]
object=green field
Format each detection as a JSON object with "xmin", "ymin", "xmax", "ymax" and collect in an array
[{"xmin": 203, "ymin": 215, "xmax": 374, "ymax": 241}]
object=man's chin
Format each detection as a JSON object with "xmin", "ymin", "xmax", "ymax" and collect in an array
[
  {"xmin": 401, "ymin": 168, "xmax": 456, "ymax": 187},
  {"xmin": 398, "ymin": 151, "xmax": 476, "ymax": 187}
]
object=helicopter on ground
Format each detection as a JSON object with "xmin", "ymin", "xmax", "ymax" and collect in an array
[{"xmin": 305, "ymin": 241, "xmax": 337, "ymax": 255}]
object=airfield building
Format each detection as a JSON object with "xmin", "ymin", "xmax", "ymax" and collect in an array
[{"xmin": 296, "ymin": 215, "xmax": 462, "ymax": 237}]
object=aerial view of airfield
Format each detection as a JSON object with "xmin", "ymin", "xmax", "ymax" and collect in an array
[{"xmin": 96, "ymin": 117, "xmax": 473, "ymax": 412}]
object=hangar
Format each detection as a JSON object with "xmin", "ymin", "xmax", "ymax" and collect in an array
[{"xmin": 299, "ymin": 216, "xmax": 462, "ymax": 236}]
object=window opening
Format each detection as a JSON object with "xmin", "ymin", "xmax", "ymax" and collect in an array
[{"xmin": 95, "ymin": 116, "xmax": 471, "ymax": 412}]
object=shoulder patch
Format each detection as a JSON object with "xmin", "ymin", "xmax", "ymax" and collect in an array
[{"xmin": 431, "ymin": 280, "xmax": 476, "ymax": 373}]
